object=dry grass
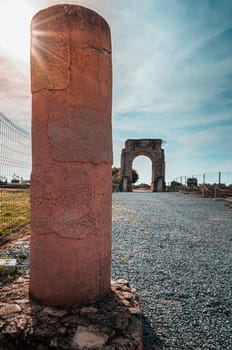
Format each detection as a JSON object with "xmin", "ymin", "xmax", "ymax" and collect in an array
[{"xmin": 0, "ymin": 190, "xmax": 30, "ymax": 240}]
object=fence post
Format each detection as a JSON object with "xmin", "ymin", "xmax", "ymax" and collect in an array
[{"xmin": 202, "ymin": 173, "xmax": 205, "ymax": 198}]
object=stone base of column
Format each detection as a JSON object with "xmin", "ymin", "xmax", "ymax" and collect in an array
[{"xmin": 0, "ymin": 275, "xmax": 143, "ymax": 349}]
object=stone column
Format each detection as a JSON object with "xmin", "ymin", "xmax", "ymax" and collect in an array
[
  {"xmin": 30, "ymin": 5, "xmax": 112, "ymax": 306},
  {"xmin": 122, "ymin": 176, "xmax": 128, "ymax": 192}
]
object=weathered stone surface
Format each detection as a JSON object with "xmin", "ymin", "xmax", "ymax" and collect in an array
[
  {"xmin": 30, "ymin": 4, "xmax": 112, "ymax": 307},
  {"xmin": 72, "ymin": 325, "xmax": 109, "ymax": 348},
  {"xmin": 0, "ymin": 303, "xmax": 21, "ymax": 315},
  {"xmin": 80, "ymin": 306, "xmax": 98, "ymax": 314},
  {"xmin": 0, "ymin": 278, "xmax": 143, "ymax": 349}
]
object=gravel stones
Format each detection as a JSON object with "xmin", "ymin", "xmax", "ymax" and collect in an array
[
  {"xmin": 0, "ymin": 192, "xmax": 231, "ymax": 349},
  {"xmin": 112, "ymin": 192, "xmax": 232, "ymax": 349},
  {"xmin": 0, "ymin": 238, "xmax": 29, "ymax": 288}
]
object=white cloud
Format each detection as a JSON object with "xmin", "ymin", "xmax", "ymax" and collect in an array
[{"xmin": 0, "ymin": 57, "xmax": 31, "ymax": 130}]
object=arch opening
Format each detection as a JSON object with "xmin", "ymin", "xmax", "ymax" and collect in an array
[{"xmin": 132, "ymin": 155, "xmax": 152, "ymax": 192}]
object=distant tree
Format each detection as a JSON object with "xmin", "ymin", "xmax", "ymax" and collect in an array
[
  {"xmin": 112, "ymin": 167, "xmax": 139, "ymax": 184},
  {"xmin": 132, "ymin": 169, "xmax": 139, "ymax": 184},
  {"xmin": 138, "ymin": 183, "xmax": 150, "ymax": 189},
  {"xmin": 112, "ymin": 167, "xmax": 121, "ymax": 184}
]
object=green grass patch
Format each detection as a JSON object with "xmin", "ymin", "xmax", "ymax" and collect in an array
[{"xmin": 0, "ymin": 190, "xmax": 30, "ymax": 238}]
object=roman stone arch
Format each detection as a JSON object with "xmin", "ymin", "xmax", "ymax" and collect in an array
[{"xmin": 120, "ymin": 139, "xmax": 165, "ymax": 192}]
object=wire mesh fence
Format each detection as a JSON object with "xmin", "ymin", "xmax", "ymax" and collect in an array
[{"xmin": 0, "ymin": 112, "xmax": 31, "ymax": 239}]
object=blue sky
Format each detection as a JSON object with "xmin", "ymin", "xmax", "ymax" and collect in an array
[{"xmin": 0, "ymin": 0, "xmax": 231, "ymax": 184}]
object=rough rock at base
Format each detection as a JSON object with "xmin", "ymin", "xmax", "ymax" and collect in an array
[{"xmin": 0, "ymin": 276, "xmax": 143, "ymax": 349}]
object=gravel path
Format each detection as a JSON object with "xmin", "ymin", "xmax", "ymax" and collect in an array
[
  {"xmin": 1, "ymin": 192, "xmax": 231, "ymax": 349},
  {"xmin": 112, "ymin": 192, "xmax": 232, "ymax": 350}
]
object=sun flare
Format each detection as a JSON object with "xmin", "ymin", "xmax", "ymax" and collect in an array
[{"xmin": 0, "ymin": 0, "xmax": 36, "ymax": 62}]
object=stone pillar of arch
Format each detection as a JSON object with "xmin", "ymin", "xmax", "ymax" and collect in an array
[{"xmin": 120, "ymin": 139, "xmax": 165, "ymax": 192}]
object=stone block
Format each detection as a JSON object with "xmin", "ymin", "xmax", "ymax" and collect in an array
[{"xmin": 0, "ymin": 259, "xmax": 17, "ymax": 275}]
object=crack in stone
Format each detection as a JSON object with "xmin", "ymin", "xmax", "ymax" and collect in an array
[{"xmin": 81, "ymin": 46, "xmax": 111, "ymax": 55}]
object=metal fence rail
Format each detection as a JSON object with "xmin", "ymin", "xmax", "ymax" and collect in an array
[
  {"xmin": 171, "ymin": 172, "xmax": 232, "ymax": 198},
  {"xmin": 172, "ymin": 172, "xmax": 232, "ymax": 186},
  {"xmin": 0, "ymin": 113, "xmax": 31, "ymax": 238}
]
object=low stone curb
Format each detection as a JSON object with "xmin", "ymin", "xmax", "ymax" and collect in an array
[{"xmin": 0, "ymin": 276, "xmax": 143, "ymax": 349}]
